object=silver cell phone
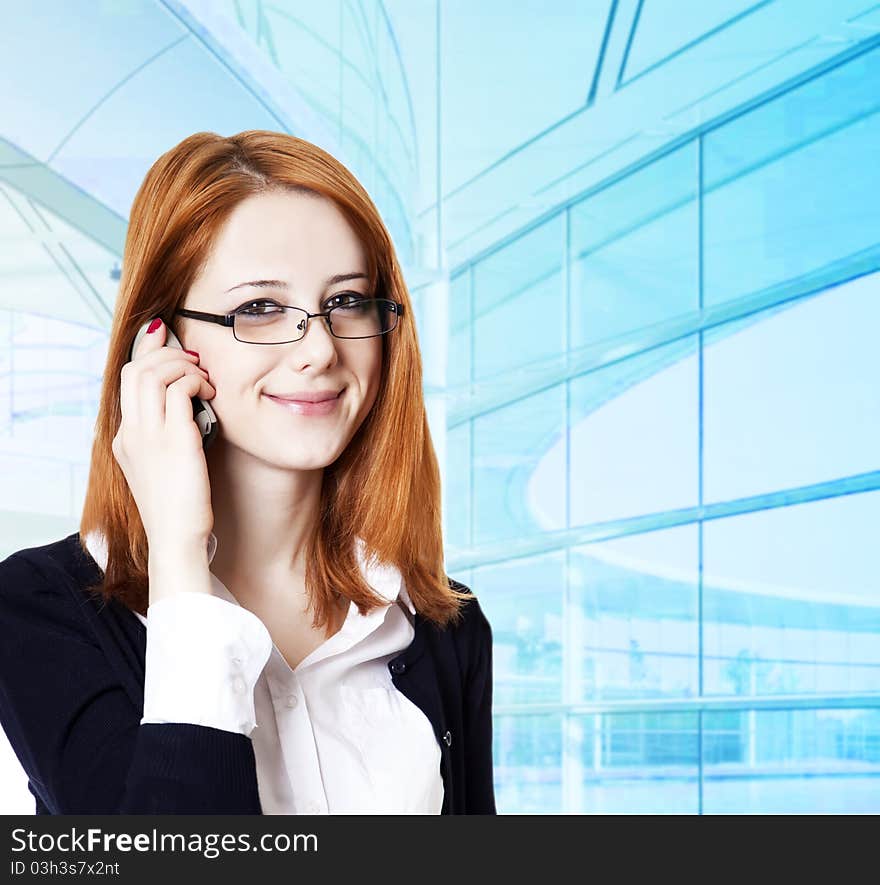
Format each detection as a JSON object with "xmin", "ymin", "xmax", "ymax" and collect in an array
[{"xmin": 129, "ymin": 320, "xmax": 219, "ymax": 451}]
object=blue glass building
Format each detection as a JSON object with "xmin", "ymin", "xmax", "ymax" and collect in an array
[{"xmin": 1, "ymin": 0, "xmax": 878, "ymax": 813}]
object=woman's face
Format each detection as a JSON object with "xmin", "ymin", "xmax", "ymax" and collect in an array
[{"xmin": 175, "ymin": 189, "xmax": 383, "ymax": 470}]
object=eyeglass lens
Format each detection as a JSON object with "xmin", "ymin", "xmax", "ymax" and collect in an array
[{"xmin": 233, "ymin": 299, "xmax": 397, "ymax": 344}]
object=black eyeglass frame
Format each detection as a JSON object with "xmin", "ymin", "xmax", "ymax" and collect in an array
[{"xmin": 173, "ymin": 298, "xmax": 405, "ymax": 344}]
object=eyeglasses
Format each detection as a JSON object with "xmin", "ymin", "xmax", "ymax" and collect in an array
[{"xmin": 174, "ymin": 297, "xmax": 404, "ymax": 345}]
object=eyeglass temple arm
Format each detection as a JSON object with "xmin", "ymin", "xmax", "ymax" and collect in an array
[{"xmin": 174, "ymin": 308, "xmax": 234, "ymax": 327}]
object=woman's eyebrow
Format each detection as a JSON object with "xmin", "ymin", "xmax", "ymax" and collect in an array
[{"xmin": 225, "ymin": 273, "xmax": 368, "ymax": 293}]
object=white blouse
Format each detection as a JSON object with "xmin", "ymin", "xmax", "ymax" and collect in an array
[{"xmin": 83, "ymin": 530, "xmax": 444, "ymax": 815}]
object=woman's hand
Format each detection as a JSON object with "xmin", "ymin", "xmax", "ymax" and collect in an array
[{"xmin": 111, "ymin": 317, "xmax": 217, "ymax": 560}]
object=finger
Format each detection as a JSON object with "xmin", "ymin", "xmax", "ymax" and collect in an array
[
  {"xmin": 124, "ymin": 358, "xmax": 210, "ymax": 437},
  {"xmin": 120, "ymin": 320, "xmax": 166, "ymax": 427},
  {"xmin": 132, "ymin": 329, "xmax": 202, "ymax": 371},
  {"xmin": 132, "ymin": 317, "xmax": 168, "ymax": 361},
  {"xmin": 130, "ymin": 319, "xmax": 203, "ymax": 375},
  {"xmin": 164, "ymin": 372, "xmax": 216, "ymax": 436},
  {"xmin": 122, "ymin": 319, "xmax": 199, "ymax": 424}
]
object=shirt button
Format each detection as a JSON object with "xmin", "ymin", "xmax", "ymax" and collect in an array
[
  {"xmin": 232, "ymin": 676, "xmax": 247, "ymax": 694},
  {"xmin": 231, "ymin": 656, "xmax": 243, "ymax": 667},
  {"xmin": 390, "ymin": 660, "xmax": 406, "ymax": 675},
  {"xmin": 306, "ymin": 800, "xmax": 321, "ymax": 814},
  {"xmin": 286, "ymin": 694, "xmax": 298, "ymax": 709}
]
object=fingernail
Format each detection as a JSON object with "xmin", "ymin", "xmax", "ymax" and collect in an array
[
  {"xmin": 184, "ymin": 349, "xmax": 199, "ymax": 358},
  {"xmin": 147, "ymin": 318, "xmax": 162, "ymax": 334}
]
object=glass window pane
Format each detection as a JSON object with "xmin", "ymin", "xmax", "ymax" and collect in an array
[
  {"xmin": 703, "ymin": 46, "xmax": 880, "ymax": 306},
  {"xmin": 704, "ymin": 708, "xmax": 880, "ymax": 813},
  {"xmin": 473, "ymin": 385, "xmax": 566, "ymax": 546},
  {"xmin": 578, "ymin": 712, "xmax": 700, "ymax": 813},
  {"xmin": 494, "ymin": 714, "xmax": 562, "ymax": 814},
  {"xmin": 471, "ymin": 216, "xmax": 564, "ymax": 381},
  {"xmin": 448, "ymin": 270, "xmax": 471, "ymax": 388},
  {"xmin": 569, "ymin": 143, "xmax": 698, "ymax": 350},
  {"xmin": 569, "ymin": 336, "xmax": 699, "ymax": 525},
  {"xmin": 703, "ymin": 490, "xmax": 880, "ymax": 697},
  {"xmin": 474, "ymin": 552, "xmax": 564, "ymax": 706},
  {"xmin": 622, "ymin": 0, "xmax": 763, "ymax": 82},
  {"xmin": 703, "ymin": 272, "xmax": 880, "ymax": 503},
  {"xmin": 573, "ymin": 525, "xmax": 699, "ymax": 702},
  {"xmin": 444, "ymin": 421, "xmax": 471, "ymax": 549}
]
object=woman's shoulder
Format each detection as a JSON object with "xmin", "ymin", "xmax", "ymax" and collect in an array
[
  {"xmin": 0, "ymin": 532, "xmax": 94, "ymax": 584},
  {"xmin": 0, "ymin": 533, "xmax": 100, "ymax": 624},
  {"xmin": 438, "ymin": 576, "xmax": 494, "ymax": 663},
  {"xmin": 445, "ymin": 575, "xmax": 491, "ymax": 625}
]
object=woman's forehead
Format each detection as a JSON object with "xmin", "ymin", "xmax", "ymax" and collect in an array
[{"xmin": 203, "ymin": 195, "xmax": 368, "ymax": 286}]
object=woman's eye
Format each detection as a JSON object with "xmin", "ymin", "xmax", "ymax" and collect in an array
[
  {"xmin": 239, "ymin": 299, "xmax": 281, "ymax": 314},
  {"xmin": 326, "ymin": 292, "xmax": 366, "ymax": 309}
]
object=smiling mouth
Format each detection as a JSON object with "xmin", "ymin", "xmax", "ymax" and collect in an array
[
  {"xmin": 264, "ymin": 389, "xmax": 345, "ymax": 404},
  {"xmin": 263, "ymin": 389, "xmax": 345, "ymax": 416}
]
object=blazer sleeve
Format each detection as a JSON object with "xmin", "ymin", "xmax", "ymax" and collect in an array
[
  {"xmin": 463, "ymin": 598, "xmax": 497, "ymax": 814},
  {"xmin": 0, "ymin": 551, "xmax": 265, "ymax": 814}
]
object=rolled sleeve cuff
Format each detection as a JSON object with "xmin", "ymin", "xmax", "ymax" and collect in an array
[{"xmin": 141, "ymin": 592, "xmax": 273, "ymax": 738}]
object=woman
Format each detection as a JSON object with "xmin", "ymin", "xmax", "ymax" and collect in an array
[{"xmin": 0, "ymin": 130, "xmax": 495, "ymax": 815}]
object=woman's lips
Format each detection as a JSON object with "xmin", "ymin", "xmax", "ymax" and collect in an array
[{"xmin": 264, "ymin": 390, "xmax": 343, "ymax": 416}]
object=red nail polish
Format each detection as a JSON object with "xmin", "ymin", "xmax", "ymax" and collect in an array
[{"xmin": 147, "ymin": 318, "xmax": 162, "ymax": 334}]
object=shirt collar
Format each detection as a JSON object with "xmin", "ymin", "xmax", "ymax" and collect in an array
[{"xmin": 81, "ymin": 529, "xmax": 416, "ymax": 616}]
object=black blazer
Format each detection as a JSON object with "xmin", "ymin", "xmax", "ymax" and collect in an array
[{"xmin": 0, "ymin": 533, "xmax": 496, "ymax": 815}]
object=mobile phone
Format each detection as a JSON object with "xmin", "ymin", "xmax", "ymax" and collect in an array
[{"xmin": 129, "ymin": 320, "xmax": 219, "ymax": 451}]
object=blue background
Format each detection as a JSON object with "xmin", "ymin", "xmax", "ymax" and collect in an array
[{"xmin": 1, "ymin": 0, "xmax": 879, "ymax": 813}]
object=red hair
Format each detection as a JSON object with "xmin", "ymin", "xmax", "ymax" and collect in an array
[{"xmin": 79, "ymin": 130, "xmax": 472, "ymax": 630}]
